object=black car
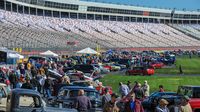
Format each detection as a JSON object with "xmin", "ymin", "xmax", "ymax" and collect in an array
[
  {"xmin": 73, "ymin": 64, "xmax": 95, "ymax": 73},
  {"xmin": 49, "ymin": 86, "xmax": 102, "ymax": 112},
  {"xmin": 142, "ymin": 92, "xmax": 181, "ymax": 111}
]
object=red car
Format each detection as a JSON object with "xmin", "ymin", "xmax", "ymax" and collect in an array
[
  {"xmin": 150, "ymin": 62, "xmax": 164, "ymax": 69},
  {"xmin": 102, "ymin": 64, "xmax": 112, "ymax": 71},
  {"xmin": 126, "ymin": 66, "xmax": 154, "ymax": 76}
]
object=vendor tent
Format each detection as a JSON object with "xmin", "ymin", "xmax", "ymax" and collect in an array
[
  {"xmin": 77, "ymin": 47, "xmax": 98, "ymax": 54},
  {"xmin": 40, "ymin": 50, "xmax": 58, "ymax": 57}
]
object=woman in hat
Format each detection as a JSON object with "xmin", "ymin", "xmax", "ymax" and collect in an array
[{"xmin": 155, "ymin": 99, "xmax": 170, "ymax": 112}]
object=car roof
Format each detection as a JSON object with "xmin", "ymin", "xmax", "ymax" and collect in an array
[
  {"xmin": 12, "ymin": 88, "xmax": 41, "ymax": 96},
  {"xmin": 60, "ymin": 86, "xmax": 97, "ymax": 92},
  {"xmin": 179, "ymin": 85, "xmax": 200, "ymax": 88}
]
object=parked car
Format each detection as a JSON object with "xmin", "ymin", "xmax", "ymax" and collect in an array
[
  {"xmin": 66, "ymin": 70, "xmax": 85, "ymax": 82},
  {"xmin": 177, "ymin": 85, "xmax": 200, "ymax": 112},
  {"xmin": 150, "ymin": 62, "xmax": 164, "ymax": 69},
  {"xmin": 142, "ymin": 92, "xmax": 179, "ymax": 111},
  {"xmin": 102, "ymin": 64, "xmax": 112, "ymax": 71},
  {"xmin": 103, "ymin": 63, "xmax": 121, "ymax": 71},
  {"xmin": 6, "ymin": 88, "xmax": 45, "ymax": 112},
  {"xmin": 73, "ymin": 64, "xmax": 95, "ymax": 74},
  {"xmin": 91, "ymin": 64, "xmax": 110, "ymax": 74},
  {"xmin": 126, "ymin": 66, "xmax": 154, "ymax": 76},
  {"xmin": 49, "ymin": 86, "xmax": 102, "ymax": 111}
]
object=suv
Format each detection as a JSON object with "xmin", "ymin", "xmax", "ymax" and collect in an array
[
  {"xmin": 126, "ymin": 66, "xmax": 154, "ymax": 76},
  {"xmin": 177, "ymin": 85, "xmax": 200, "ymax": 112}
]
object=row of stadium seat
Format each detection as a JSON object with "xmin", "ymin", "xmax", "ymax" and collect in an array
[{"xmin": 0, "ymin": 9, "xmax": 200, "ymax": 50}]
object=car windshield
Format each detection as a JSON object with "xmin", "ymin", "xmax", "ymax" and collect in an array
[
  {"xmin": 59, "ymin": 90, "xmax": 99, "ymax": 100},
  {"xmin": 18, "ymin": 95, "xmax": 41, "ymax": 108},
  {"xmin": 177, "ymin": 87, "xmax": 193, "ymax": 98}
]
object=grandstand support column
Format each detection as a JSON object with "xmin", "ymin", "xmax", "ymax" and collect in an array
[
  {"xmin": 17, "ymin": 4, "xmax": 18, "ymax": 13},
  {"xmin": 51, "ymin": 10, "xmax": 53, "ymax": 17},
  {"xmin": 11, "ymin": 3, "xmax": 12, "ymax": 12},
  {"xmin": 123, "ymin": 16, "xmax": 124, "ymax": 22},
  {"xmin": 4, "ymin": 1, "xmax": 6, "ymax": 11},
  {"xmin": 147, "ymin": 18, "xmax": 149, "ymax": 23},
  {"xmin": 23, "ymin": 6, "xmax": 24, "ymax": 14},
  {"xmin": 59, "ymin": 11, "xmax": 61, "ymax": 19},
  {"xmin": 43, "ymin": 9, "xmax": 44, "ymax": 17},
  {"xmin": 28, "ymin": 7, "xmax": 30, "ymax": 15},
  {"xmin": 36, "ymin": 8, "xmax": 37, "ymax": 16},
  {"xmin": 109, "ymin": 15, "xmax": 110, "ymax": 21}
]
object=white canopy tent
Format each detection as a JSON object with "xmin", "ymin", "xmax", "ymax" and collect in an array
[
  {"xmin": 77, "ymin": 47, "xmax": 98, "ymax": 54},
  {"xmin": 0, "ymin": 47, "xmax": 24, "ymax": 59},
  {"xmin": 40, "ymin": 50, "xmax": 58, "ymax": 57}
]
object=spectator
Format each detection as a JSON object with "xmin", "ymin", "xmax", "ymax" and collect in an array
[
  {"xmin": 159, "ymin": 85, "xmax": 164, "ymax": 92},
  {"xmin": 179, "ymin": 96, "xmax": 192, "ymax": 112},
  {"xmin": 134, "ymin": 83, "xmax": 144, "ymax": 101},
  {"xmin": 75, "ymin": 89, "xmax": 92, "ymax": 112},
  {"xmin": 8, "ymin": 71, "xmax": 17, "ymax": 89},
  {"xmin": 96, "ymin": 82, "xmax": 105, "ymax": 95},
  {"xmin": 103, "ymin": 93, "xmax": 119, "ymax": 112},
  {"xmin": 30, "ymin": 76, "xmax": 41, "ymax": 92},
  {"xmin": 119, "ymin": 82, "xmax": 130, "ymax": 98},
  {"xmin": 21, "ymin": 77, "xmax": 33, "ymax": 89},
  {"xmin": 16, "ymin": 79, "xmax": 23, "ymax": 88},
  {"xmin": 124, "ymin": 93, "xmax": 135, "ymax": 112},
  {"xmin": 88, "ymin": 81, "xmax": 94, "ymax": 88},
  {"xmin": 133, "ymin": 81, "xmax": 139, "ymax": 91},
  {"xmin": 102, "ymin": 88, "xmax": 111, "ymax": 107},
  {"xmin": 155, "ymin": 99, "xmax": 169, "ymax": 112},
  {"xmin": 179, "ymin": 65, "xmax": 183, "ymax": 75},
  {"xmin": 127, "ymin": 81, "xmax": 131, "ymax": 90},
  {"xmin": 141, "ymin": 80, "xmax": 150, "ymax": 98},
  {"xmin": 43, "ymin": 75, "xmax": 52, "ymax": 97}
]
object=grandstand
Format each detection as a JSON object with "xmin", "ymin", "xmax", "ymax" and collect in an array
[{"xmin": 0, "ymin": 0, "xmax": 200, "ymax": 52}]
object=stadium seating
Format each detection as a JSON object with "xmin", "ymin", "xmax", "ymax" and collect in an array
[{"xmin": 0, "ymin": 9, "xmax": 200, "ymax": 51}]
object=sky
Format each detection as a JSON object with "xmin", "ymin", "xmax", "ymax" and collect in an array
[{"xmin": 83, "ymin": 0, "xmax": 200, "ymax": 11}]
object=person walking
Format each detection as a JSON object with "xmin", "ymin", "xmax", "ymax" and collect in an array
[
  {"xmin": 102, "ymin": 88, "xmax": 111, "ymax": 107},
  {"xmin": 141, "ymin": 80, "xmax": 150, "ymax": 98},
  {"xmin": 179, "ymin": 96, "xmax": 192, "ymax": 112},
  {"xmin": 21, "ymin": 77, "xmax": 33, "ymax": 89},
  {"xmin": 155, "ymin": 99, "xmax": 170, "ymax": 112},
  {"xmin": 75, "ymin": 89, "xmax": 92, "ymax": 112},
  {"xmin": 103, "ymin": 93, "xmax": 119, "ymax": 112},
  {"xmin": 43, "ymin": 75, "xmax": 52, "ymax": 98},
  {"xmin": 119, "ymin": 82, "xmax": 130, "ymax": 98},
  {"xmin": 159, "ymin": 85, "xmax": 165, "ymax": 92}
]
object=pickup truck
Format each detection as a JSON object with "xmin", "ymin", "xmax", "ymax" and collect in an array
[{"xmin": 177, "ymin": 85, "xmax": 200, "ymax": 112}]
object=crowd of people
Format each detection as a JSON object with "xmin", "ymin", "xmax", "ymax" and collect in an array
[{"xmin": 0, "ymin": 50, "xmax": 196, "ymax": 112}]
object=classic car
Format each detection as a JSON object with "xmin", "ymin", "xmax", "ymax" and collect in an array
[
  {"xmin": 49, "ymin": 86, "xmax": 102, "ymax": 112},
  {"xmin": 103, "ymin": 63, "xmax": 121, "ymax": 71},
  {"xmin": 150, "ymin": 62, "xmax": 165, "ymax": 69},
  {"xmin": 73, "ymin": 64, "xmax": 96, "ymax": 74},
  {"xmin": 6, "ymin": 88, "xmax": 45, "ymax": 112},
  {"xmin": 91, "ymin": 64, "xmax": 110, "ymax": 74},
  {"xmin": 66, "ymin": 70, "xmax": 85, "ymax": 82},
  {"xmin": 126, "ymin": 66, "xmax": 154, "ymax": 76}
]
